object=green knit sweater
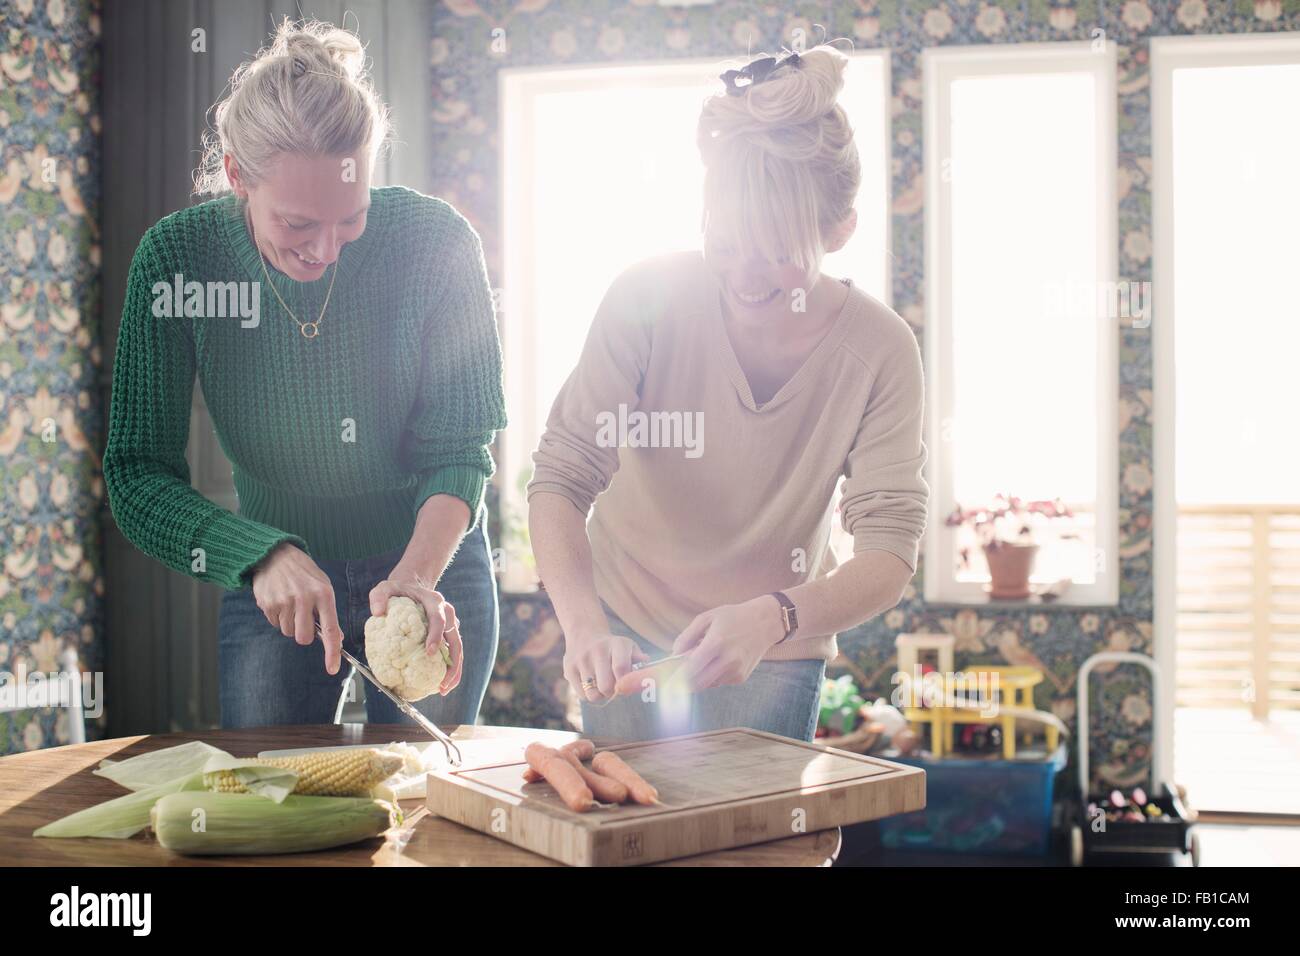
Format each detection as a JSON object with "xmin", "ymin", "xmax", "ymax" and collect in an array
[{"xmin": 104, "ymin": 186, "xmax": 507, "ymax": 589}]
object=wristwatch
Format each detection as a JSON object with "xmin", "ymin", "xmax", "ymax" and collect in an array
[{"xmin": 770, "ymin": 591, "xmax": 799, "ymax": 644}]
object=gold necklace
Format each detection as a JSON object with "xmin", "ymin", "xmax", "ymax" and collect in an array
[{"xmin": 248, "ymin": 216, "xmax": 338, "ymax": 339}]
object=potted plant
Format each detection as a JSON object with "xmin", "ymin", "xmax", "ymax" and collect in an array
[
  {"xmin": 944, "ymin": 494, "xmax": 1073, "ymax": 599},
  {"xmin": 815, "ymin": 675, "xmax": 884, "ymax": 753}
]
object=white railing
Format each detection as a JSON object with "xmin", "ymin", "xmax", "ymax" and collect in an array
[{"xmin": 1176, "ymin": 505, "xmax": 1300, "ymax": 717}]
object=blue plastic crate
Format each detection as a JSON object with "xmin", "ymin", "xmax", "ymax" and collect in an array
[{"xmin": 878, "ymin": 746, "xmax": 1067, "ymax": 856}]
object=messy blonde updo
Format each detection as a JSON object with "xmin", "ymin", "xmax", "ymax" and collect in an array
[
  {"xmin": 193, "ymin": 18, "xmax": 392, "ymax": 195},
  {"xmin": 697, "ymin": 44, "xmax": 860, "ymax": 272}
]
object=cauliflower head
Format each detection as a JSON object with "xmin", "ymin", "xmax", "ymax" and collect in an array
[{"xmin": 364, "ymin": 596, "xmax": 451, "ymax": 702}]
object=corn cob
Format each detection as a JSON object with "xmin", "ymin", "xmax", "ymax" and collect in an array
[
  {"xmin": 151, "ymin": 792, "xmax": 395, "ymax": 856},
  {"xmin": 203, "ymin": 749, "xmax": 403, "ymax": 797}
]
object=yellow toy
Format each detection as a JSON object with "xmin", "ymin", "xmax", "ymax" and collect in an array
[{"xmin": 894, "ymin": 634, "xmax": 1065, "ymax": 759}]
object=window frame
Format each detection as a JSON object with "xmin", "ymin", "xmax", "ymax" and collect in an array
[
  {"xmin": 1151, "ymin": 29, "xmax": 1300, "ymax": 798},
  {"xmin": 921, "ymin": 40, "xmax": 1119, "ymax": 606}
]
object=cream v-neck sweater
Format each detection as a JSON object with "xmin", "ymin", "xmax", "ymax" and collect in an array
[{"xmin": 527, "ymin": 251, "xmax": 928, "ymax": 662}]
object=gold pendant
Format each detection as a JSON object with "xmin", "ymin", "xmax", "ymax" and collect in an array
[{"xmin": 300, "ymin": 322, "xmax": 319, "ymax": 339}]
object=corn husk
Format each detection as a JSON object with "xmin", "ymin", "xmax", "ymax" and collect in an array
[
  {"xmin": 94, "ymin": 741, "xmax": 230, "ymax": 790},
  {"xmin": 149, "ymin": 791, "xmax": 397, "ymax": 856},
  {"xmin": 34, "ymin": 743, "xmax": 304, "ymax": 839},
  {"xmin": 34, "ymin": 742, "xmax": 412, "ymax": 839},
  {"xmin": 197, "ymin": 754, "xmax": 300, "ymax": 801},
  {"xmin": 33, "ymin": 773, "xmax": 207, "ymax": 839}
]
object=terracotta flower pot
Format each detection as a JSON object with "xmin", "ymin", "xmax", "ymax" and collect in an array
[{"xmin": 983, "ymin": 542, "xmax": 1039, "ymax": 599}]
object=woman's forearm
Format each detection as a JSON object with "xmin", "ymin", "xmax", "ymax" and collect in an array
[
  {"xmin": 391, "ymin": 493, "xmax": 471, "ymax": 586},
  {"xmin": 105, "ymin": 228, "xmax": 308, "ymax": 589},
  {"xmin": 528, "ymin": 492, "xmax": 610, "ymax": 643},
  {"xmin": 778, "ymin": 549, "xmax": 913, "ymax": 638}
]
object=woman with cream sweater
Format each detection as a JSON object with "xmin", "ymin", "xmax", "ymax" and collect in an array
[{"xmin": 528, "ymin": 45, "xmax": 929, "ymax": 742}]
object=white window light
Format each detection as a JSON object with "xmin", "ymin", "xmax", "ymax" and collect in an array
[
  {"xmin": 922, "ymin": 41, "xmax": 1119, "ymax": 605},
  {"xmin": 1153, "ymin": 35, "xmax": 1300, "ymax": 507}
]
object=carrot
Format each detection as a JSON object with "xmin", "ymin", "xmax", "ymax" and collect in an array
[
  {"xmin": 524, "ymin": 743, "xmax": 593, "ymax": 812},
  {"xmin": 559, "ymin": 749, "xmax": 628, "ymax": 803},
  {"xmin": 561, "ymin": 739, "xmax": 595, "ymax": 761},
  {"xmin": 523, "ymin": 742, "xmax": 552, "ymax": 772},
  {"xmin": 522, "ymin": 739, "xmax": 595, "ymax": 782},
  {"xmin": 592, "ymin": 751, "xmax": 659, "ymax": 805}
]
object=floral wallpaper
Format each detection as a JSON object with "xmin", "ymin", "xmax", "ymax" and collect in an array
[
  {"xmin": 430, "ymin": 0, "xmax": 1300, "ymax": 790},
  {"xmin": 0, "ymin": 0, "xmax": 1286, "ymax": 778},
  {"xmin": 0, "ymin": 0, "xmax": 103, "ymax": 754}
]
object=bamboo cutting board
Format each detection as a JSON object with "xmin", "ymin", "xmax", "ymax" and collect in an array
[{"xmin": 425, "ymin": 728, "xmax": 925, "ymax": 866}]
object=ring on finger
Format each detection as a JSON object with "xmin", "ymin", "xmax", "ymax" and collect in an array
[{"xmin": 581, "ymin": 677, "xmax": 598, "ymax": 691}]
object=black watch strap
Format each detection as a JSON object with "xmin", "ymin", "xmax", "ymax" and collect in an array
[{"xmin": 771, "ymin": 591, "xmax": 798, "ymax": 643}]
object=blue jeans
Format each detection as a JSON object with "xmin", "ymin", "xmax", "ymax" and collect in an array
[
  {"xmin": 579, "ymin": 605, "xmax": 826, "ymax": 743},
  {"xmin": 218, "ymin": 520, "xmax": 498, "ymax": 729}
]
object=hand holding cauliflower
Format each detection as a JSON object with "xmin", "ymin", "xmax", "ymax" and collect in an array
[{"xmin": 364, "ymin": 596, "xmax": 453, "ymax": 701}]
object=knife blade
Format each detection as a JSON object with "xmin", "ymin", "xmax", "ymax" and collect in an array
[
  {"xmin": 632, "ymin": 652, "xmax": 691, "ymax": 671},
  {"xmin": 340, "ymin": 648, "xmax": 463, "ymax": 767}
]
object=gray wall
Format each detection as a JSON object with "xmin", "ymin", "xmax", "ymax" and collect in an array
[{"xmin": 100, "ymin": 0, "xmax": 430, "ymax": 737}]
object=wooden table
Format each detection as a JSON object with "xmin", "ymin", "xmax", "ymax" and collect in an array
[{"xmin": 0, "ymin": 724, "xmax": 840, "ymax": 867}]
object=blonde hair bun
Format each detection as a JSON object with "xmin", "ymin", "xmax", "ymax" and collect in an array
[
  {"xmin": 703, "ymin": 46, "xmax": 849, "ymax": 141},
  {"xmin": 697, "ymin": 44, "xmax": 860, "ymax": 271},
  {"xmin": 193, "ymin": 18, "xmax": 391, "ymax": 195},
  {"xmin": 278, "ymin": 21, "xmax": 367, "ymax": 81}
]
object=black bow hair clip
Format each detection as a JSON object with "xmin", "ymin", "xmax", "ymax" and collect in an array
[{"xmin": 720, "ymin": 51, "xmax": 802, "ymax": 96}]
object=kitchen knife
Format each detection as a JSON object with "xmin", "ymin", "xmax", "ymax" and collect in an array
[
  {"xmin": 340, "ymin": 647, "xmax": 463, "ymax": 767},
  {"xmin": 632, "ymin": 652, "xmax": 691, "ymax": 671}
]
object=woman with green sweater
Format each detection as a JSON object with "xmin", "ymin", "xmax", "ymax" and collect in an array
[{"xmin": 103, "ymin": 21, "xmax": 506, "ymax": 728}]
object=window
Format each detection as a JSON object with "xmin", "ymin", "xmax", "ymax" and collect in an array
[
  {"xmin": 499, "ymin": 54, "xmax": 891, "ymax": 587},
  {"xmin": 1160, "ymin": 46, "xmax": 1300, "ymax": 507},
  {"xmin": 923, "ymin": 42, "xmax": 1118, "ymax": 605},
  {"xmin": 1152, "ymin": 35, "xmax": 1300, "ymax": 728}
]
